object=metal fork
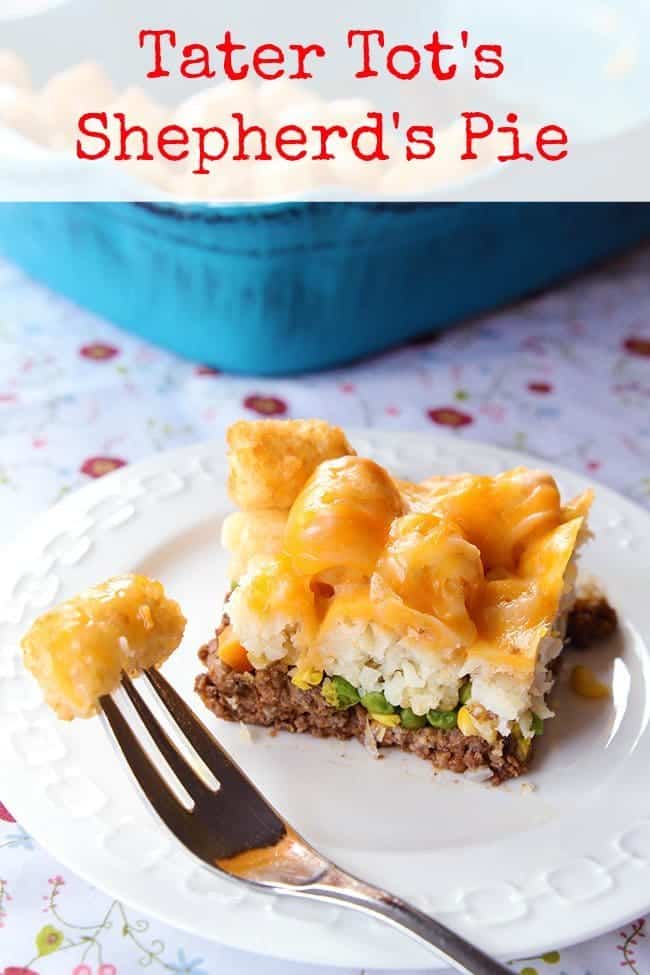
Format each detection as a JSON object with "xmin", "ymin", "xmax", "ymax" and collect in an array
[{"xmin": 100, "ymin": 669, "xmax": 512, "ymax": 975}]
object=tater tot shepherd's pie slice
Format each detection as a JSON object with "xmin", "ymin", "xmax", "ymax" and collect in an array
[{"xmin": 196, "ymin": 419, "xmax": 609, "ymax": 782}]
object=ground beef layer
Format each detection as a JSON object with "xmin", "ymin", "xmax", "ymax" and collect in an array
[
  {"xmin": 566, "ymin": 594, "xmax": 618, "ymax": 648},
  {"xmin": 195, "ymin": 640, "xmax": 526, "ymax": 782}
]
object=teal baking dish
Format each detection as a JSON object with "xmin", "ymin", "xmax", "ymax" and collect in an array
[{"xmin": 0, "ymin": 202, "xmax": 648, "ymax": 375}]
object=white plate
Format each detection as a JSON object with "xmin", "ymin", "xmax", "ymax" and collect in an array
[{"xmin": 1, "ymin": 430, "xmax": 650, "ymax": 970}]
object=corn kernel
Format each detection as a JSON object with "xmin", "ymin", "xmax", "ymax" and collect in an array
[
  {"xmin": 457, "ymin": 705, "xmax": 477, "ymax": 737},
  {"xmin": 511, "ymin": 723, "xmax": 532, "ymax": 762},
  {"xmin": 457, "ymin": 705, "xmax": 497, "ymax": 744},
  {"xmin": 571, "ymin": 665, "xmax": 609, "ymax": 699},
  {"xmin": 371, "ymin": 713, "xmax": 401, "ymax": 728},
  {"xmin": 517, "ymin": 736, "xmax": 532, "ymax": 761},
  {"xmin": 291, "ymin": 667, "xmax": 323, "ymax": 690}
]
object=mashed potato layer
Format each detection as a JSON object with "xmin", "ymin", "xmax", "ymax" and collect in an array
[{"xmin": 227, "ymin": 579, "xmax": 574, "ymax": 736}]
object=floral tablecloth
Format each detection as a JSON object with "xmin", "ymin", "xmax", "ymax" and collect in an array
[{"xmin": 1, "ymin": 245, "xmax": 650, "ymax": 975}]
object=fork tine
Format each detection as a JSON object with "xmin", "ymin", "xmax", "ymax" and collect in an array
[
  {"xmin": 120, "ymin": 674, "xmax": 215, "ymax": 802},
  {"xmin": 103, "ymin": 685, "xmax": 287, "ymax": 864},
  {"xmin": 100, "ymin": 693, "xmax": 195, "ymax": 844},
  {"xmin": 143, "ymin": 668, "xmax": 265, "ymax": 798},
  {"xmin": 143, "ymin": 669, "xmax": 289, "ymax": 856}
]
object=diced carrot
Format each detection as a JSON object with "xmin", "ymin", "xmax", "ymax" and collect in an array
[{"xmin": 218, "ymin": 635, "xmax": 253, "ymax": 673}]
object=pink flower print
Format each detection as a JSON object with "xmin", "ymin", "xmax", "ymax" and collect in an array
[
  {"xmin": 243, "ymin": 395, "xmax": 288, "ymax": 417},
  {"xmin": 479, "ymin": 403, "xmax": 505, "ymax": 423},
  {"xmin": 0, "ymin": 393, "xmax": 16, "ymax": 404},
  {"xmin": 47, "ymin": 876, "xmax": 64, "ymax": 886},
  {"xmin": 586, "ymin": 460, "xmax": 601, "ymax": 472},
  {"xmin": 80, "ymin": 457, "xmax": 127, "ymax": 479},
  {"xmin": 70, "ymin": 966, "xmax": 116, "ymax": 975},
  {"xmin": 80, "ymin": 343, "xmax": 119, "ymax": 362},
  {"xmin": 339, "ymin": 383, "xmax": 356, "ymax": 394},
  {"xmin": 450, "ymin": 365, "xmax": 463, "ymax": 383},
  {"xmin": 612, "ymin": 381, "xmax": 642, "ymax": 396},
  {"xmin": 0, "ymin": 801, "xmax": 15, "ymax": 822},
  {"xmin": 3, "ymin": 968, "xmax": 40, "ymax": 975},
  {"xmin": 428, "ymin": 407, "xmax": 474, "ymax": 428},
  {"xmin": 521, "ymin": 336, "xmax": 546, "ymax": 355},
  {"xmin": 569, "ymin": 319, "xmax": 587, "ymax": 336},
  {"xmin": 624, "ymin": 336, "xmax": 650, "ymax": 358},
  {"xmin": 385, "ymin": 405, "xmax": 400, "ymax": 416}
]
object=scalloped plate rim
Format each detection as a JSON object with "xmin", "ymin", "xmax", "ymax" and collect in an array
[{"xmin": 1, "ymin": 428, "xmax": 650, "ymax": 970}]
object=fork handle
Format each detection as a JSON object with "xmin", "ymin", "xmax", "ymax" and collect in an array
[{"xmin": 305, "ymin": 865, "xmax": 511, "ymax": 975}]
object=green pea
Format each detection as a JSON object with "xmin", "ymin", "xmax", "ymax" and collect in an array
[
  {"xmin": 333, "ymin": 676, "xmax": 360, "ymax": 708},
  {"xmin": 400, "ymin": 707, "xmax": 427, "ymax": 730},
  {"xmin": 359, "ymin": 690, "xmax": 395, "ymax": 715},
  {"xmin": 458, "ymin": 680, "xmax": 472, "ymax": 705},
  {"xmin": 322, "ymin": 676, "xmax": 360, "ymax": 710},
  {"xmin": 531, "ymin": 713, "xmax": 544, "ymax": 736},
  {"xmin": 427, "ymin": 708, "xmax": 458, "ymax": 730}
]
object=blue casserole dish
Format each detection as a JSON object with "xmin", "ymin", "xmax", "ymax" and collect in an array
[{"xmin": 0, "ymin": 202, "xmax": 648, "ymax": 375}]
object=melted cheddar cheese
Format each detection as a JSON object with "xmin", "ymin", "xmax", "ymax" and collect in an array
[{"xmin": 283, "ymin": 456, "xmax": 404, "ymax": 579}]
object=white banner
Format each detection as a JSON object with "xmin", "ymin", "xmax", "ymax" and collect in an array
[{"xmin": 0, "ymin": 0, "xmax": 648, "ymax": 201}]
